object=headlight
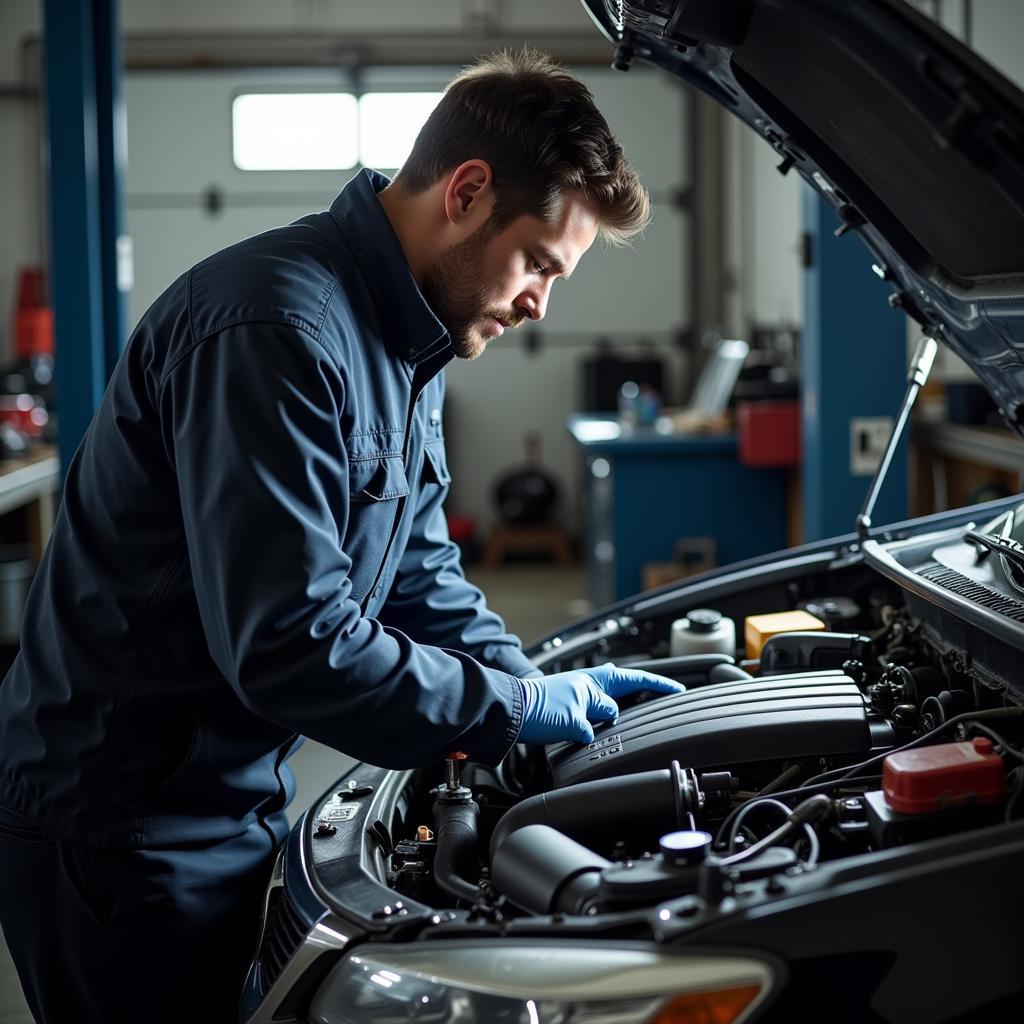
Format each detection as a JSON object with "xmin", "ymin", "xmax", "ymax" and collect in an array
[{"xmin": 309, "ymin": 942, "xmax": 776, "ymax": 1024}]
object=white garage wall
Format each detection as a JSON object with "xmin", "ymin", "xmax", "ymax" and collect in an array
[
  {"xmin": 123, "ymin": 63, "xmax": 689, "ymax": 535},
  {"xmin": 971, "ymin": 0, "xmax": 1024, "ymax": 85},
  {"xmin": 0, "ymin": 0, "xmax": 612, "ymax": 365},
  {"xmin": 444, "ymin": 67, "xmax": 689, "ymax": 533},
  {"xmin": 5, "ymin": 0, "xmax": 1024, "ymax": 506},
  {"xmin": 124, "ymin": 66, "xmax": 364, "ymax": 326},
  {"xmin": 721, "ymin": 115, "xmax": 803, "ymax": 338}
]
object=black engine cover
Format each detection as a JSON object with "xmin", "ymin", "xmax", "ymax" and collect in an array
[{"xmin": 548, "ymin": 670, "xmax": 886, "ymax": 787}]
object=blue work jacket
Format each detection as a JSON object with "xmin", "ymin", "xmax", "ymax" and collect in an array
[{"xmin": 0, "ymin": 169, "xmax": 531, "ymax": 849}]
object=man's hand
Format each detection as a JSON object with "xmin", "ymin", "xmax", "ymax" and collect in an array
[{"xmin": 517, "ymin": 663, "xmax": 685, "ymax": 745}]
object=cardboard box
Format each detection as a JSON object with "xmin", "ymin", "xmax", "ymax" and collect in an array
[{"xmin": 641, "ymin": 536, "xmax": 716, "ymax": 592}]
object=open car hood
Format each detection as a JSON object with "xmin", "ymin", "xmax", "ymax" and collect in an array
[{"xmin": 582, "ymin": 0, "xmax": 1024, "ymax": 436}]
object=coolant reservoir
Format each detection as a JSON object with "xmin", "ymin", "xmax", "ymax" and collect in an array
[{"xmin": 670, "ymin": 608, "xmax": 736, "ymax": 657}]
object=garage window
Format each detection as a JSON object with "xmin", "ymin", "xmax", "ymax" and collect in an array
[
  {"xmin": 232, "ymin": 93, "xmax": 359, "ymax": 171},
  {"xmin": 358, "ymin": 93, "xmax": 443, "ymax": 169},
  {"xmin": 232, "ymin": 91, "xmax": 443, "ymax": 172}
]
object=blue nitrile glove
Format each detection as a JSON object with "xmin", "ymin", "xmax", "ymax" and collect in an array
[{"xmin": 517, "ymin": 662, "xmax": 685, "ymax": 746}]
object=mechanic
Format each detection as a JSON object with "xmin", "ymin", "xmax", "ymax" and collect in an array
[{"xmin": 0, "ymin": 49, "xmax": 681, "ymax": 1023}]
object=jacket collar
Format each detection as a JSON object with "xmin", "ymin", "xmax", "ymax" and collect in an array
[{"xmin": 330, "ymin": 169, "xmax": 453, "ymax": 366}]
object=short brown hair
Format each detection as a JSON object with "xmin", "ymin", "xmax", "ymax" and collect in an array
[{"xmin": 395, "ymin": 48, "xmax": 650, "ymax": 245}]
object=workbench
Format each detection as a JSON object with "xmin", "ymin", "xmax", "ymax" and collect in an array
[
  {"xmin": 568, "ymin": 415, "xmax": 788, "ymax": 605},
  {"xmin": 912, "ymin": 420, "xmax": 1024, "ymax": 513},
  {"xmin": 0, "ymin": 444, "xmax": 60, "ymax": 565}
]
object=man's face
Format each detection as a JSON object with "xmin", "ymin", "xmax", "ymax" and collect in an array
[{"xmin": 422, "ymin": 191, "xmax": 600, "ymax": 360}]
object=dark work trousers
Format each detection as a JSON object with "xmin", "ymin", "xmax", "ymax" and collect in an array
[{"xmin": 0, "ymin": 803, "xmax": 284, "ymax": 1023}]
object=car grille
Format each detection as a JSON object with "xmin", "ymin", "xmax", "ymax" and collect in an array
[
  {"xmin": 917, "ymin": 562, "xmax": 1024, "ymax": 623},
  {"xmin": 257, "ymin": 888, "xmax": 309, "ymax": 991}
]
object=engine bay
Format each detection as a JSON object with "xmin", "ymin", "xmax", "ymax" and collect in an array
[
  {"xmin": 266, "ymin": 495, "xmax": 1024, "ymax": 982},
  {"xmin": 358, "ymin": 499, "xmax": 1024, "ymax": 924},
  {"xmin": 241, "ymin": 496, "xmax": 1024, "ymax": 1024}
]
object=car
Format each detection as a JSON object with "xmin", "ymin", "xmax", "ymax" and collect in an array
[{"xmin": 240, "ymin": 2, "xmax": 1024, "ymax": 1021}]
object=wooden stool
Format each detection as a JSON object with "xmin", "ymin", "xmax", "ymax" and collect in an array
[{"xmin": 483, "ymin": 525, "xmax": 574, "ymax": 568}]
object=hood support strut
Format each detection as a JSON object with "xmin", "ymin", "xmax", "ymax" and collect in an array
[{"xmin": 856, "ymin": 336, "xmax": 938, "ymax": 542}]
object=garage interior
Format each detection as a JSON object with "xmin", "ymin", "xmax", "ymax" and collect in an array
[{"xmin": 2, "ymin": 1, "xmax": 1024, "ymax": 1021}]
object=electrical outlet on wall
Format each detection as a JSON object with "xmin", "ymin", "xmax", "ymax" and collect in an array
[{"xmin": 850, "ymin": 416, "xmax": 893, "ymax": 476}]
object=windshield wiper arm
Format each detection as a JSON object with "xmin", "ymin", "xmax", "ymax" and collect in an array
[{"xmin": 964, "ymin": 529, "xmax": 1024, "ymax": 574}]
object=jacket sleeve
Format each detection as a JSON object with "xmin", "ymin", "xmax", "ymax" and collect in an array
[
  {"xmin": 377, "ymin": 437, "xmax": 542, "ymax": 679},
  {"xmin": 160, "ymin": 321, "xmax": 524, "ymax": 767}
]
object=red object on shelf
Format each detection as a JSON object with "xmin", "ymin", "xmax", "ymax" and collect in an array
[
  {"xmin": 737, "ymin": 400, "xmax": 801, "ymax": 467},
  {"xmin": 882, "ymin": 737, "xmax": 1006, "ymax": 815},
  {"xmin": 14, "ymin": 266, "xmax": 54, "ymax": 357},
  {"xmin": 0, "ymin": 395, "xmax": 48, "ymax": 437},
  {"xmin": 15, "ymin": 266, "xmax": 44, "ymax": 310},
  {"xmin": 15, "ymin": 308, "xmax": 54, "ymax": 358}
]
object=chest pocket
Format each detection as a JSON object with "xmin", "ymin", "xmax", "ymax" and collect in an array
[
  {"xmin": 345, "ymin": 454, "xmax": 410, "ymax": 602},
  {"xmin": 422, "ymin": 441, "xmax": 452, "ymax": 487}
]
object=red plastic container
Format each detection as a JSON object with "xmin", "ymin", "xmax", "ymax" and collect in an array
[
  {"xmin": 15, "ymin": 266, "xmax": 44, "ymax": 310},
  {"xmin": 13, "ymin": 266, "xmax": 54, "ymax": 357},
  {"xmin": 883, "ymin": 737, "xmax": 1006, "ymax": 815},
  {"xmin": 15, "ymin": 308, "xmax": 54, "ymax": 358},
  {"xmin": 736, "ymin": 400, "xmax": 801, "ymax": 467}
]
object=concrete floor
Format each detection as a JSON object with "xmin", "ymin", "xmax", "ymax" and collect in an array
[
  {"xmin": 0, "ymin": 930, "xmax": 27, "ymax": 1024},
  {"xmin": 0, "ymin": 563, "xmax": 588, "ymax": 1021}
]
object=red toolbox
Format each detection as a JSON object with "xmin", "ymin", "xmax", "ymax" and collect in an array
[{"xmin": 737, "ymin": 400, "xmax": 801, "ymax": 467}]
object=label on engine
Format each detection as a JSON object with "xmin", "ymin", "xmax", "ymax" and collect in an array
[{"xmin": 587, "ymin": 733, "xmax": 623, "ymax": 761}]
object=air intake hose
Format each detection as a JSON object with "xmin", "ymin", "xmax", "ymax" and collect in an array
[
  {"xmin": 432, "ymin": 788, "xmax": 482, "ymax": 904},
  {"xmin": 490, "ymin": 762, "xmax": 699, "ymax": 860},
  {"xmin": 492, "ymin": 824, "xmax": 609, "ymax": 915}
]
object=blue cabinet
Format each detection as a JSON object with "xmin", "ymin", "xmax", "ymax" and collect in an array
[{"xmin": 568, "ymin": 415, "xmax": 789, "ymax": 604}]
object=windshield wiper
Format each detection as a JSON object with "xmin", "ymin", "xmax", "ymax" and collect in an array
[{"xmin": 964, "ymin": 529, "xmax": 1024, "ymax": 576}]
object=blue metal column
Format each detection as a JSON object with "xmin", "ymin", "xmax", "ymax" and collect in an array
[
  {"xmin": 93, "ymin": 0, "xmax": 129, "ymax": 372},
  {"xmin": 801, "ymin": 188, "xmax": 908, "ymax": 541},
  {"xmin": 43, "ymin": 0, "xmax": 127, "ymax": 474}
]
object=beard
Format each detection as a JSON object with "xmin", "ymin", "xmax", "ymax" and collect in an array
[{"xmin": 421, "ymin": 223, "xmax": 518, "ymax": 361}]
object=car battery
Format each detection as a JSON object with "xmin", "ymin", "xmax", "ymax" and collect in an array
[{"xmin": 865, "ymin": 737, "xmax": 1006, "ymax": 847}]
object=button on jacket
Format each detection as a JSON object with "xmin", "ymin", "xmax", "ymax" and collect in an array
[{"xmin": 0, "ymin": 169, "xmax": 531, "ymax": 848}]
